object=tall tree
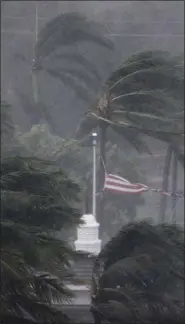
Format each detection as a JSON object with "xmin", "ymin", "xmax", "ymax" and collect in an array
[
  {"xmin": 33, "ymin": 12, "xmax": 113, "ymax": 117},
  {"xmin": 13, "ymin": 12, "xmax": 114, "ymax": 130}
]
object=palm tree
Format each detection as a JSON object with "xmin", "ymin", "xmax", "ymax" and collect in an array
[
  {"xmin": 90, "ymin": 220, "xmax": 184, "ymax": 324},
  {"xmin": 13, "ymin": 12, "xmax": 113, "ymax": 130},
  {"xmin": 34, "ymin": 12, "xmax": 113, "ymax": 62},
  {"xmin": 1, "ymin": 155, "xmax": 83, "ymax": 323},
  {"xmin": 33, "ymin": 11, "xmax": 113, "ymax": 108},
  {"xmin": 76, "ymin": 50, "xmax": 184, "ymax": 226}
]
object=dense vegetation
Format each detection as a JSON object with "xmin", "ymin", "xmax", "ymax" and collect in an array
[
  {"xmin": 1, "ymin": 102, "xmax": 82, "ymax": 323},
  {"xmin": 91, "ymin": 220, "xmax": 184, "ymax": 324},
  {"xmin": 1, "ymin": 155, "xmax": 83, "ymax": 323}
]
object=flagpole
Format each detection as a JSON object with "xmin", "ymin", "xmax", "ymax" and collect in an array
[{"xmin": 92, "ymin": 132, "xmax": 97, "ymax": 218}]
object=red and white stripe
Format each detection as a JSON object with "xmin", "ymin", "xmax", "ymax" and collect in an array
[{"xmin": 104, "ymin": 173, "xmax": 149, "ymax": 194}]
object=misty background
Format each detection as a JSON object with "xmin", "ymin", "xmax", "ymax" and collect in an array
[{"xmin": 1, "ymin": 1, "xmax": 184, "ymax": 224}]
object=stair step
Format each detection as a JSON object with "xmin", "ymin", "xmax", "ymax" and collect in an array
[{"xmin": 61, "ymin": 305, "xmax": 94, "ymax": 323}]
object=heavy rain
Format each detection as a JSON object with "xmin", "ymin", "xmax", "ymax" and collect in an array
[{"xmin": 1, "ymin": 2, "xmax": 184, "ymax": 324}]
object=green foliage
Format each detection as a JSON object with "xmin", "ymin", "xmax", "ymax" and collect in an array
[
  {"xmin": 13, "ymin": 13, "xmax": 114, "ymax": 130},
  {"xmin": 32, "ymin": 12, "xmax": 114, "ymax": 103},
  {"xmin": 16, "ymin": 124, "xmax": 92, "ymax": 186},
  {"xmin": 35, "ymin": 12, "xmax": 113, "ymax": 59},
  {"xmin": 91, "ymin": 220, "xmax": 184, "ymax": 323},
  {"xmin": 109, "ymin": 50, "xmax": 183, "ymax": 98},
  {"xmin": 1, "ymin": 155, "xmax": 83, "ymax": 323},
  {"xmin": 17, "ymin": 124, "xmax": 146, "ymax": 230},
  {"xmin": 76, "ymin": 50, "xmax": 184, "ymax": 162},
  {"xmin": 1, "ymin": 156, "xmax": 81, "ymax": 230},
  {"xmin": 13, "ymin": 90, "xmax": 53, "ymax": 127}
]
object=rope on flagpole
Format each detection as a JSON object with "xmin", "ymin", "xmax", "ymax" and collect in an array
[
  {"xmin": 96, "ymin": 172, "xmax": 184, "ymax": 199},
  {"xmin": 149, "ymin": 188, "xmax": 184, "ymax": 199}
]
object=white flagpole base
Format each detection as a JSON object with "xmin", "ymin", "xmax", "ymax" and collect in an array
[{"xmin": 74, "ymin": 214, "xmax": 101, "ymax": 255}]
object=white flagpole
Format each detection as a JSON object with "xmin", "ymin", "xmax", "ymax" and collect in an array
[{"xmin": 92, "ymin": 132, "xmax": 97, "ymax": 218}]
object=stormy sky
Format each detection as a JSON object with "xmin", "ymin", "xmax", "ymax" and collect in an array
[{"xmin": 1, "ymin": 1, "xmax": 184, "ymax": 131}]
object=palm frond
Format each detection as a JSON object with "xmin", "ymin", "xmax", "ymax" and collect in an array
[
  {"xmin": 110, "ymin": 125, "xmax": 152, "ymax": 155},
  {"xmin": 1, "ymin": 156, "xmax": 82, "ymax": 230},
  {"xmin": 109, "ymin": 65, "xmax": 183, "ymax": 92},
  {"xmin": 33, "ymin": 272, "xmax": 73, "ymax": 304},
  {"xmin": 54, "ymin": 53, "xmax": 102, "ymax": 80},
  {"xmin": 48, "ymin": 67, "xmax": 99, "ymax": 90},
  {"xmin": 1, "ymin": 220, "xmax": 75, "ymax": 323},
  {"xmin": 91, "ymin": 221, "xmax": 184, "ymax": 323},
  {"xmin": 108, "ymin": 50, "xmax": 180, "ymax": 84},
  {"xmin": 75, "ymin": 50, "xmax": 184, "ymax": 165},
  {"xmin": 112, "ymin": 89, "xmax": 182, "ymax": 116},
  {"xmin": 76, "ymin": 110, "xmax": 184, "ymax": 167},
  {"xmin": 111, "ymin": 110, "xmax": 183, "ymax": 135},
  {"xmin": 96, "ymin": 220, "xmax": 184, "ymax": 272},
  {"xmin": 35, "ymin": 12, "xmax": 113, "ymax": 59},
  {"xmin": 1, "ymin": 221, "xmax": 73, "ymax": 271},
  {"xmin": 46, "ymin": 68, "xmax": 92, "ymax": 102},
  {"xmin": 1, "ymin": 154, "xmax": 83, "ymax": 323}
]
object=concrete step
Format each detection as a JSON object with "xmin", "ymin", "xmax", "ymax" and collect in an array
[{"xmin": 61, "ymin": 305, "xmax": 94, "ymax": 323}]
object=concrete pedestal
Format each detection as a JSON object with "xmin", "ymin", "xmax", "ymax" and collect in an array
[{"xmin": 68, "ymin": 214, "xmax": 101, "ymax": 306}]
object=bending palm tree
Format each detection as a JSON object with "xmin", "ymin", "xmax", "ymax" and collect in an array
[
  {"xmin": 32, "ymin": 12, "xmax": 113, "ymax": 103},
  {"xmin": 76, "ymin": 50, "xmax": 184, "ymax": 225},
  {"xmin": 13, "ymin": 12, "xmax": 113, "ymax": 127},
  {"xmin": 91, "ymin": 220, "xmax": 184, "ymax": 324}
]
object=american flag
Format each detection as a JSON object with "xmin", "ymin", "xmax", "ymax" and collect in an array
[{"xmin": 104, "ymin": 173, "xmax": 149, "ymax": 194}]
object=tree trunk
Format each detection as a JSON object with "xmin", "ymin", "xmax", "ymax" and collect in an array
[
  {"xmin": 171, "ymin": 153, "xmax": 178, "ymax": 223},
  {"xmin": 98, "ymin": 123, "xmax": 107, "ymax": 244},
  {"xmin": 159, "ymin": 145, "xmax": 172, "ymax": 222}
]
